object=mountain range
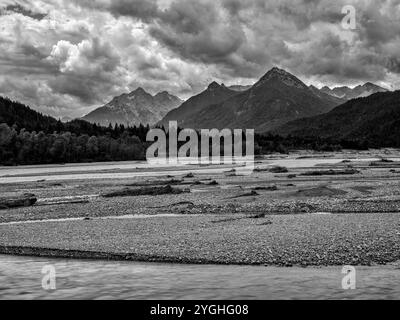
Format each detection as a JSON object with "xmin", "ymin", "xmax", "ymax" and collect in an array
[
  {"xmin": 82, "ymin": 88, "xmax": 183, "ymax": 127},
  {"xmin": 161, "ymin": 67, "xmax": 344, "ymax": 132},
  {"xmin": 320, "ymin": 83, "xmax": 387, "ymax": 100},
  {"xmin": 1, "ymin": 78, "xmax": 399, "ymax": 149},
  {"xmin": 82, "ymin": 67, "xmax": 389, "ymax": 133},
  {"xmin": 2, "ymin": 66, "xmax": 396, "ymax": 148}
]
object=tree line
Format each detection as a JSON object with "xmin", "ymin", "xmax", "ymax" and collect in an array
[{"xmin": 254, "ymin": 133, "xmax": 368, "ymax": 154}]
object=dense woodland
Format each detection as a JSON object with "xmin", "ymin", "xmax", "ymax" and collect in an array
[
  {"xmin": 0, "ymin": 96, "xmax": 369, "ymax": 165},
  {"xmin": 0, "ymin": 97, "xmax": 149, "ymax": 165},
  {"xmin": 254, "ymin": 133, "xmax": 368, "ymax": 154}
]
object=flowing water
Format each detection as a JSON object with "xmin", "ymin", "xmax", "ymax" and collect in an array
[{"xmin": 0, "ymin": 255, "xmax": 399, "ymax": 300}]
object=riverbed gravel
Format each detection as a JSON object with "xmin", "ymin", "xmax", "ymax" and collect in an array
[
  {"xmin": 1, "ymin": 151, "xmax": 400, "ymax": 266},
  {"xmin": 0, "ymin": 212, "xmax": 399, "ymax": 266}
]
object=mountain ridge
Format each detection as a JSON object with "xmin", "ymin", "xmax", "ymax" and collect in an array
[
  {"xmin": 83, "ymin": 88, "xmax": 183, "ymax": 127},
  {"xmin": 275, "ymin": 90, "xmax": 400, "ymax": 147},
  {"xmin": 320, "ymin": 83, "xmax": 387, "ymax": 100},
  {"xmin": 159, "ymin": 82, "xmax": 239, "ymax": 128}
]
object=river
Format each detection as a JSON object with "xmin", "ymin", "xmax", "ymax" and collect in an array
[{"xmin": 0, "ymin": 255, "xmax": 399, "ymax": 300}]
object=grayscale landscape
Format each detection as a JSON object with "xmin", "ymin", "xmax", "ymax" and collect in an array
[{"xmin": 0, "ymin": 0, "xmax": 400, "ymax": 301}]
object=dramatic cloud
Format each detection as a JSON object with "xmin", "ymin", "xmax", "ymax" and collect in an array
[{"xmin": 0, "ymin": 0, "xmax": 399, "ymax": 118}]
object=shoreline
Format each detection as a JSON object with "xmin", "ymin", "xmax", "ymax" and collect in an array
[
  {"xmin": 0, "ymin": 245, "xmax": 398, "ymax": 267},
  {"xmin": 0, "ymin": 246, "xmax": 287, "ymax": 266}
]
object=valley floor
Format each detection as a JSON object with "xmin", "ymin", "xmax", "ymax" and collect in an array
[{"xmin": 1, "ymin": 149, "xmax": 400, "ymax": 266}]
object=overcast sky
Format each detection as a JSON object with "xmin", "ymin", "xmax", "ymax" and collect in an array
[{"xmin": 0, "ymin": 0, "xmax": 399, "ymax": 118}]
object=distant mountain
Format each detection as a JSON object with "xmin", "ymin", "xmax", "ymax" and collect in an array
[
  {"xmin": 228, "ymin": 85, "xmax": 252, "ymax": 92},
  {"xmin": 60, "ymin": 116, "xmax": 74, "ymax": 123},
  {"xmin": 83, "ymin": 88, "xmax": 183, "ymax": 127},
  {"xmin": 167, "ymin": 67, "xmax": 343, "ymax": 132},
  {"xmin": 159, "ymin": 82, "xmax": 238, "ymax": 127},
  {"xmin": 308, "ymin": 85, "xmax": 346, "ymax": 106},
  {"xmin": 321, "ymin": 83, "xmax": 388, "ymax": 100},
  {"xmin": 275, "ymin": 91, "xmax": 400, "ymax": 147}
]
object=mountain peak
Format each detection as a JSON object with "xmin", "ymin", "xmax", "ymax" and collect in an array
[
  {"xmin": 130, "ymin": 87, "xmax": 148, "ymax": 95},
  {"xmin": 154, "ymin": 91, "xmax": 183, "ymax": 105},
  {"xmin": 83, "ymin": 87, "xmax": 182, "ymax": 127},
  {"xmin": 363, "ymin": 82, "xmax": 386, "ymax": 91},
  {"xmin": 268, "ymin": 66, "xmax": 289, "ymax": 74},
  {"xmin": 263, "ymin": 67, "xmax": 296, "ymax": 79},
  {"xmin": 256, "ymin": 67, "xmax": 307, "ymax": 89},
  {"xmin": 207, "ymin": 81, "xmax": 221, "ymax": 90}
]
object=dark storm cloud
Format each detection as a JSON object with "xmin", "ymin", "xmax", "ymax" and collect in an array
[
  {"xmin": 109, "ymin": 0, "xmax": 159, "ymax": 21},
  {"xmin": 148, "ymin": 1, "xmax": 246, "ymax": 64},
  {"xmin": 1, "ymin": 3, "xmax": 47, "ymax": 20},
  {"xmin": 77, "ymin": 0, "xmax": 400, "ymax": 82}
]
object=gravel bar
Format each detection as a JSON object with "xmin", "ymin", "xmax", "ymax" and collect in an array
[{"xmin": 0, "ymin": 213, "xmax": 399, "ymax": 266}]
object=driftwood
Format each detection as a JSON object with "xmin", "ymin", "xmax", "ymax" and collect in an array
[
  {"xmin": 0, "ymin": 193, "xmax": 37, "ymax": 210},
  {"xmin": 212, "ymin": 213, "xmax": 267, "ymax": 223},
  {"xmin": 254, "ymin": 166, "xmax": 288, "ymax": 173},
  {"xmin": 253, "ymin": 185, "xmax": 278, "ymax": 191},
  {"xmin": 35, "ymin": 199, "xmax": 90, "ymax": 207},
  {"xmin": 300, "ymin": 169, "xmax": 360, "ymax": 176},
  {"xmin": 147, "ymin": 201, "xmax": 195, "ymax": 209},
  {"xmin": 102, "ymin": 185, "xmax": 189, "ymax": 198},
  {"xmin": 269, "ymin": 166, "xmax": 289, "ymax": 173},
  {"xmin": 126, "ymin": 179, "xmax": 218, "ymax": 187},
  {"xmin": 228, "ymin": 190, "xmax": 259, "ymax": 199},
  {"xmin": 126, "ymin": 179, "xmax": 184, "ymax": 187}
]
